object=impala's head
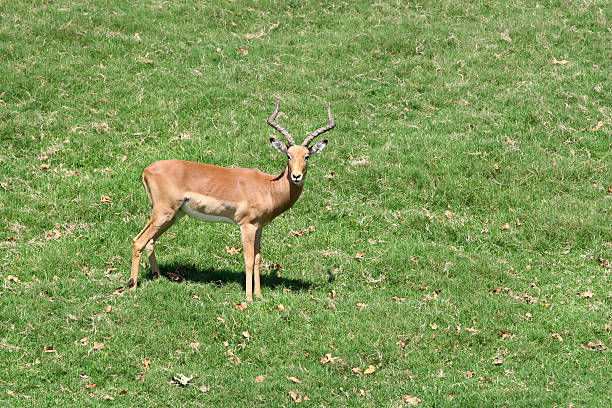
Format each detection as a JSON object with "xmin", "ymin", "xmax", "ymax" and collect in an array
[{"xmin": 267, "ymin": 102, "xmax": 335, "ymax": 186}]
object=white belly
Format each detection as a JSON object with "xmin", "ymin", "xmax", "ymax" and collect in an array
[{"xmin": 180, "ymin": 201, "xmax": 237, "ymax": 225}]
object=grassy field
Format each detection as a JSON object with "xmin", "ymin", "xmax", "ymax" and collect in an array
[{"xmin": 1, "ymin": 0, "xmax": 610, "ymax": 406}]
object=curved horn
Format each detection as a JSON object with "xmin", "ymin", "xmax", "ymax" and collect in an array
[
  {"xmin": 302, "ymin": 103, "xmax": 335, "ymax": 146},
  {"xmin": 267, "ymin": 102, "xmax": 296, "ymax": 146}
]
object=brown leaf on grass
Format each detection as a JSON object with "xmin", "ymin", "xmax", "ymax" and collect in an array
[
  {"xmin": 237, "ymin": 47, "xmax": 248, "ymax": 55},
  {"xmin": 104, "ymin": 305, "xmax": 113, "ymax": 313},
  {"xmin": 93, "ymin": 342, "xmax": 104, "ymax": 351},
  {"xmin": 245, "ymin": 28, "xmax": 265, "ymax": 40},
  {"xmin": 505, "ymin": 136, "xmax": 516, "ymax": 145},
  {"xmin": 100, "ymin": 195, "xmax": 112, "ymax": 203},
  {"xmin": 391, "ymin": 296, "xmax": 406, "ymax": 302},
  {"xmin": 172, "ymin": 373, "xmax": 193, "ymax": 386},
  {"xmin": 234, "ymin": 302, "xmax": 248, "ymax": 311},
  {"xmin": 5, "ymin": 275, "xmax": 20, "ymax": 283},
  {"xmin": 320, "ymin": 353, "xmax": 340, "ymax": 365},
  {"xmin": 492, "ymin": 358, "xmax": 503, "ymax": 365},
  {"xmin": 604, "ymin": 323, "xmax": 611, "ymax": 331},
  {"xmin": 255, "ymin": 375, "xmax": 265, "ymax": 383},
  {"xmin": 143, "ymin": 356, "xmax": 151, "ymax": 370},
  {"xmin": 579, "ymin": 289, "xmax": 594, "ymax": 299},
  {"xmin": 43, "ymin": 345, "xmax": 57, "ymax": 353},
  {"xmin": 287, "ymin": 376, "xmax": 302, "ymax": 384},
  {"xmin": 355, "ymin": 252, "xmax": 366, "ymax": 260},
  {"xmin": 403, "ymin": 394, "xmax": 422, "ymax": 405},
  {"xmin": 85, "ymin": 383, "xmax": 97, "ymax": 389},
  {"xmin": 242, "ymin": 331, "xmax": 251, "ymax": 340},
  {"xmin": 580, "ymin": 341, "xmax": 606, "ymax": 352},
  {"xmin": 500, "ymin": 223, "xmax": 511, "ymax": 230},
  {"xmin": 45, "ymin": 229, "xmax": 62, "ymax": 240},
  {"xmin": 363, "ymin": 365, "xmax": 376, "ymax": 375},
  {"xmin": 226, "ymin": 246, "xmax": 242, "ymax": 255},
  {"xmin": 552, "ymin": 57, "xmax": 569, "ymax": 65},
  {"xmin": 551, "ymin": 333, "xmax": 564, "ymax": 342},
  {"xmin": 78, "ymin": 337, "xmax": 90, "ymax": 346},
  {"xmin": 396, "ymin": 340, "xmax": 406, "ymax": 349},
  {"xmin": 444, "ymin": 210, "xmax": 453, "ymax": 220},
  {"xmin": 288, "ymin": 390, "xmax": 303, "ymax": 402},
  {"xmin": 166, "ymin": 272, "xmax": 182, "ymax": 282},
  {"xmin": 424, "ymin": 289, "xmax": 441, "ymax": 302},
  {"xmin": 275, "ymin": 304, "xmax": 285, "ymax": 311},
  {"xmin": 499, "ymin": 331, "xmax": 513, "ymax": 340},
  {"xmin": 291, "ymin": 225, "xmax": 316, "ymax": 236},
  {"xmin": 356, "ymin": 302, "xmax": 368, "ymax": 310}
]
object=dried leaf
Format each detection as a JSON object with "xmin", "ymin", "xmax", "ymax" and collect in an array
[
  {"xmin": 104, "ymin": 305, "xmax": 112, "ymax": 313},
  {"xmin": 579, "ymin": 289, "xmax": 594, "ymax": 299},
  {"xmin": 552, "ymin": 57, "xmax": 569, "ymax": 65},
  {"xmin": 492, "ymin": 358, "xmax": 503, "ymax": 365},
  {"xmin": 444, "ymin": 210, "xmax": 453, "ymax": 219},
  {"xmin": 245, "ymin": 28, "xmax": 265, "ymax": 40},
  {"xmin": 242, "ymin": 331, "xmax": 251, "ymax": 340},
  {"xmin": 356, "ymin": 302, "xmax": 368, "ymax": 310},
  {"xmin": 591, "ymin": 121, "xmax": 604, "ymax": 131},
  {"xmin": 85, "ymin": 383, "xmax": 97, "ymax": 389},
  {"xmin": 237, "ymin": 47, "xmax": 248, "ymax": 55},
  {"xmin": 40, "ymin": 163, "xmax": 50, "ymax": 170},
  {"xmin": 292, "ymin": 225, "xmax": 316, "ymax": 236},
  {"xmin": 500, "ymin": 223, "xmax": 510, "ymax": 230},
  {"xmin": 430, "ymin": 322, "xmax": 438, "ymax": 330},
  {"xmin": 255, "ymin": 375, "xmax": 265, "ymax": 383},
  {"xmin": 363, "ymin": 365, "xmax": 376, "ymax": 375},
  {"xmin": 275, "ymin": 304, "xmax": 285, "ymax": 311},
  {"xmin": 403, "ymin": 394, "xmax": 422, "ymax": 405},
  {"xmin": 100, "ymin": 195, "xmax": 112, "ymax": 203},
  {"xmin": 79, "ymin": 337, "xmax": 90, "ymax": 346},
  {"xmin": 143, "ymin": 356, "xmax": 151, "ymax": 370},
  {"xmin": 287, "ymin": 376, "xmax": 302, "ymax": 384},
  {"xmin": 355, "ymin": 252, "xmax": 366, "ymax": 260},
  {"xmin": 320, "ymin": 353, "xmax": 339, "ymax": 365},
  {"xmin": 580, "ymin": 341, "xmax": 606, "ymax": 352},
  {"xmin": 226, "ymin": 246, "xmax": 242, "ymax": 255},
  {"xmin": 391, "ymin": 296, "xmax": 406, "ymax": 302},
  {"xmin": 172, "ymin": 373, "xmax": 193, "ymax": 386},
  {"xmin": 551, "ymin": 333, "xmax": 564, "ymax": 342},
  {"xmin": 92, "ymin": 342, "xmax": 104, "ymax": 351},
  {"xmin": 498, "ymin": 331, "xmax": 513, "ymax": 340},
  {"xmin": 234, "ymin": 302, "xmax": 248, "ymax": 311},
  {"xmin": 288, "ymin": 390, "xmax": 303, "ymax": 403},
  {"xmin": 5, "ymin": 274, "xmax": 20, "ymax": 283}
]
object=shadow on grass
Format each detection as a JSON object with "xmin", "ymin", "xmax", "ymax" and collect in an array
[{"xmin": 152, "ymin": 263, "xmax": 311, "ymax": 292}]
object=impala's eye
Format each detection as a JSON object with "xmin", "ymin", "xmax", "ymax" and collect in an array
[
  {"xmin": 305, "ymin": 155, "xmax": 310, "ymax": 160},
  {"xmin": 287, "ymin": 154, "xmax": 291, "ymax": 160}
]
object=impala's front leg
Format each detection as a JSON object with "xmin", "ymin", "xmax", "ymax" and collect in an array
[
  {"xmin": 253, "ymin": 228, "xmax": 263, "ymax": 298},
  {"xmin": 240, "ymin": 224, "xmax": 257, "ymax": 301}
]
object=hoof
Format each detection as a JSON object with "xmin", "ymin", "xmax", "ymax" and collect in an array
[{"xmin": 127, "ymin": 278, "xmax": 135, "ymax": 288}]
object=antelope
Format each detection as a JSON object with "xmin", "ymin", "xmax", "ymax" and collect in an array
[{"xmin": 129, "ymin": 102, "xmax": 336, "ymax": 300}]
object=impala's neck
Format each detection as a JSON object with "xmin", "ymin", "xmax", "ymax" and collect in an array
[{"xmin": 270, "ymin": 165, "xmax": 304, "ymax": 216}]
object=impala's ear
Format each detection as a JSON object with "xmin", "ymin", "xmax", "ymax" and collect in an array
[
  {"xmin": 270, "ymin": 138, "xmax": 288, "ymax": 154},
  {"xmin": 309, "ymin": 139, "xmax": 328, "ymax": 154}
]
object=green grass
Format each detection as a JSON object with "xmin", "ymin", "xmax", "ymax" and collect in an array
[{"xmin": 1, "ymin": 0, "xmax": 610, "ymax": 406}]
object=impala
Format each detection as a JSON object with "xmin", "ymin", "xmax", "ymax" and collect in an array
[{"xmin": 129, "ymin": 102, "xmax": 336, "ymax": 300}]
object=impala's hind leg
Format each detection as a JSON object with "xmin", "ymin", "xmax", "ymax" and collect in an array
[
  {"xmin": 129, "ymin": 208, "xmax": 180, "ymax": 289},
  {"xmin": 145, "ymin": 217, "xmax": 178, "ymax": 279}
]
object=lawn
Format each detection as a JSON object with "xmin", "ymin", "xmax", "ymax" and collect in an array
[{"xmin": 0, "ymin": 0, "xmax": 610, "ymax": 406}]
